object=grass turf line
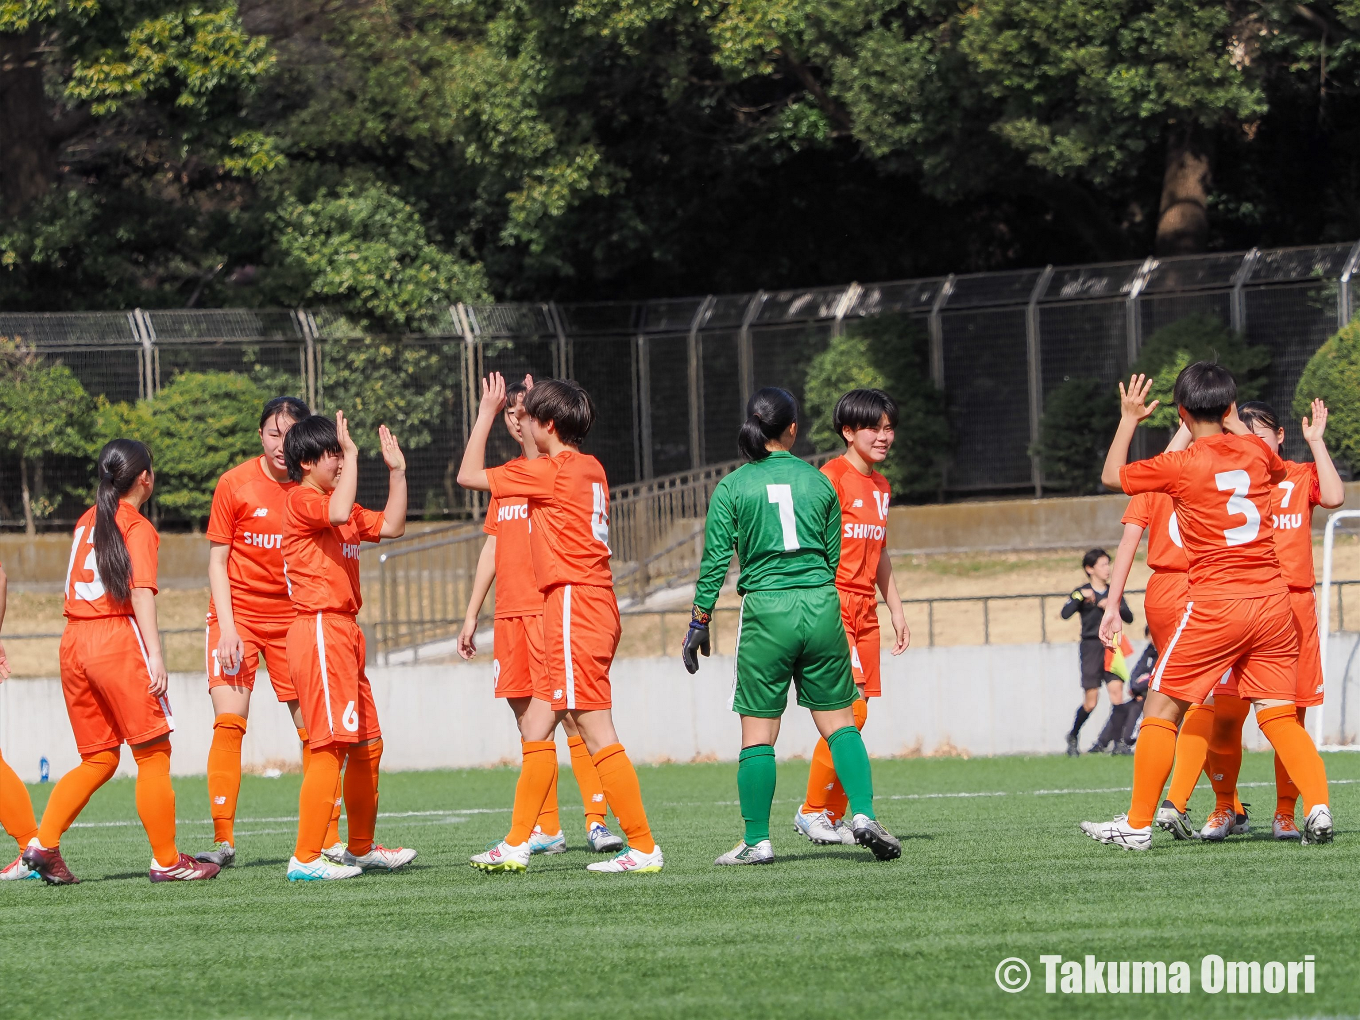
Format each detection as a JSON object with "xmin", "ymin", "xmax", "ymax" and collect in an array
[{"xmin": 2, "ymin": 752, "xmax": 1357, "ymax": 1019}]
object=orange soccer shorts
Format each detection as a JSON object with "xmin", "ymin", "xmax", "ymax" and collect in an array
[
  {"xmin": 1143, "ymin": 570, "xmax": 1189, "ymax": 654},
  {"xmin": 543, "ymin": 583, "xmax": 621, "ymax": 711},
  {"xmin": 59, "ymin": 617, "xmax": 174, "ymax": 754},
  {"xmin": 838, "ymin": 590, "xmax": 881, "ymax": 698},
  {"xmin": 1289, "ymin": 589, "xmax": 1324, "ymax": 708},
  {"xmin": 493, "ymin": 614, "xmax": 547, "ymax": 700},
  {"xmin": 1151, "ymin": 593, "xmax": 1298, "ymax": 704},
  {"xmin": 206, "ymin": 611, "xmax": 295, "ymax": 702},
  {"xmin": 286, "ymin": 612, "xmax": 381, "ymax": 749}
]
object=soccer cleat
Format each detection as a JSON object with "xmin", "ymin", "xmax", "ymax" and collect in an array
[
  {"xmin": 470, "ymin": 840, "xmax": 531, "ymax": 873},
  {"xmin": 287, "ymin": 855, "xmax": 363, "ymax": 881},
  {"xmin": 194, "ymin": 841, "xmax": 236, "ymax": 867},
  {"xmin": 850, "ymin": 814, "xmax": 902, "ymax": 861},
  {"xmin": 527, "ymin": 827, "xmax": 567, "ymax": 855},
  {"xmin": 1087, "ymin": 739, "xmax": 1110, "ymax": 755},
  {"xmin": 1080, "ymin": 817, "xmax": 1151, "ymax": 851},
  {"xmin": 320, "ymin": 842, "xmax": 348, "ymax": 865},
  {"xmin": 0, "ymin": 855, "xmax": 37, "ymax": 880},
  {"xmin": 1199, "ymin": 807, "xmax": 1234, "ymax": 842},
  {"xmin": 1273, "ymin": 811, "xmax": 1302, "ymax": 841},
  {"xmin": 1155, "ymin": 800, "xmax": 1197, "ymax": 841},
  {"xmin": 1112, "ymin": 741, "xmax": 1135, "ymax": 756},
  {"xmin": 1302, "ymin": 804, "xmax": 1334, "ymax": 846},
  {"xmin": 715, "ymin": 840, "xmax": 774, "ymax": 866},
  {"xmin": 793, "ymin": 807, "xmax": 854, "ymax": 846},
  {"xmin": 587, "ymin": 822, "xmax": 624, "ymax": 853},
  {"xmin": 1231, "ymin": 805, "xmax": 1251, "ymax": 835},
  {"xmin": 586, "ymin": 845, "xmax": 665, "ymax": 873},
  {"xmin": 342, "ymin": 844, "xmax": 417, "ymax": 871},
  {"xmin": 149, "ymin": 853, "xmax": 221, "ymax": 882},
  {"xmin": 1065, "ymin": 734, "xmax": 1080, "ymax": 757},
  {"xmin": 21, "ymin": 842, "xmax": 80, "ymax": 885}
]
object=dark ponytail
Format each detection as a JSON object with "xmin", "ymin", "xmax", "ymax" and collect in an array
[
  {"xmin": 738, "ymin": 387, "xmax": 799, "ymax": 461},
  {"xmin": 94, "ymin": 439, "xmax": 153, "ymax": 604},
  {"xmin": 1237, "ymin": 400, "xmax": 1280, "ymax": 434}
]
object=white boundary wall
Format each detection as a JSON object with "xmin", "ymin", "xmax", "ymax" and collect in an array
[{"xmin": 4, "ymin": 636, "xmax": 1360, "ymax": 783}]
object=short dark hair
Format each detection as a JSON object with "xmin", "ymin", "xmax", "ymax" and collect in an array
[
  {"xmin": 524, "ymin": 379, "xmax": 595, "ymax": 446},
  {"xmin": 1173, "ymin": 361, "xmax": 1236, "ymax": 423},
  {"xmin": 506, "ymin": 380, "xmax": 529, "ymax": 407},
  {"xmin": 283, "ymin": 415, "xmax": 343, "ymax": 482},
  {"xmin": 259, "ymin": 395, "xmax": 310, "ymax": 431},
  {"xmin": 1082, "ymin": 548, "xmax": 1109, "ymax": 571},
  {"xmin": 833, "ymin": 388, "xmax": 898, "ymax": 441},
  {"xmin": 1237, "ymin": 400, "xmax": 1280, "ymax": 434}
]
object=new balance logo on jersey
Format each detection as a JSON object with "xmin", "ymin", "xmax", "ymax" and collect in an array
[
  {"xmin": 852, "ymin": 498, "xmax": 864, "ymax": 508},
  {"xmin": 242, "ymin": 531, "xmax": 281, "ymax": 549},
  {"xmin": 843, "ymin": 522, "xmax": 887, "ymax": 541},
  {"xmin": 341, "ymin": 542, "xmax": 361, "ymax": 559},
  {"xmin": 252, "ymin": 507, "xmax": 269, "ymax": 517},
  {"xmin": 1272, "ymin": 513, "xmax": 1304, "ymax": 531},
  {"xmin": 497, "ymin": 504, "xmax": 529, "ymax": 522}
]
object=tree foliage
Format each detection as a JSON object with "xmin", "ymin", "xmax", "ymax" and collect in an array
[
  {"xmin": 1295, "ymin": 315, "xmax": 1360, "ymax": 475},
  {"xmin": 1131, "ymin": 315, "xmax": 1270, "ymax": 430},
  {"xmin": 1030, "ymin": 377, "xmax": 1121, "ymax": 495}
]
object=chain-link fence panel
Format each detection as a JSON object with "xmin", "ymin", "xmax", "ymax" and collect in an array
[
  {"xmin": 749, "ymin": 323, "xmax": 834, "ymax": 458},
  {"xmin": 642, "ymin": 333, "xmax": 695, "ymax": 477},
  {"xmin": 569, "ymin": 334, "xmax": 643, "ymax": 487},
  {"xmin": 698, "ymin": 328, "xmax": 743, "ymax": 465}
]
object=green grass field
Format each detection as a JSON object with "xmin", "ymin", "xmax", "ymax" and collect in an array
[{"xmin": 3, "ymin": 752, "xmax": 1359, "ymax": 1019}]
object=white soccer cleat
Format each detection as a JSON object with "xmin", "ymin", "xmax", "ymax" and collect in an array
[
  {"xmin": 1302, "ymin": 804, "xmax": 1333, "ymax": 846},
  {"xmin": 320, "ymin": 842, "xmax": 348, "ymax": 865},
  {"xmin": 793, "ymin": 807, "xmax": 855, "ymax": 846},
  {"xmin": 1080, "ymin": 817, "xmax": 1151, "ymax": 851},
  {"xmin": 342, "ymin": 844, "xmax": 418, "ymax": 871},
  {"xmin": 1230, "ymin": 807, "xmax": 1251, "ymax": 835},
  {"xmin": 715, "ymin": 839, "xmax": 774, "ymax": 866},
  {"xmin": 587, "ymin": 822, "xmax": 624, "ymax": 853},
  {"xmin": 527, "ymin": 827, "xmax": 567, "ymax": 855},
  {"xmin": 1273, "ymin": 811, "xmax": 1302, "ymax": 841},
  {"xmin": 470, "ymin": 840, "xmax": 531, "ymax": 873},
  {"xmin": 1199, "ymin": 807, "xmax": 1233, "ymax": 842},
  {"xmin": 586, "ymin": 845, "xmax": 664, "ymax": 873},
  {"xmin": 1154, "ymin": 800, "xmax": 1197, "ymax": 841},
  {"xmin": 286, "ymin": 855, "xmax": 363, "ymax": 881},
  {"xmin": 0, "ymin": 854, "xmax": 37, "ymax": 880}
]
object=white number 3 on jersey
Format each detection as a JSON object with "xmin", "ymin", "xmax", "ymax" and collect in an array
[
  {"xmin": 1215, "ymin": 469, "xmax": 1261, "ymax": 547},
  {"xmin": 591, "ymin": 482, "xmax": 612, "ymax": 551}
]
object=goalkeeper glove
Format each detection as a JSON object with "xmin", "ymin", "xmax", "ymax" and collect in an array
[{"xmin": 682, "ymin": 606, "xmax": 711, "ymax": 674}]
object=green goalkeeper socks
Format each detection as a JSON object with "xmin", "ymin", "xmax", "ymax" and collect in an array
[
  {"xmin": 827, "ymin": 725, "xmax": 875, "ymax": 819},
  {"xmin": 737, "ymin": 744, "xmax": 777, "ymax": 845}
]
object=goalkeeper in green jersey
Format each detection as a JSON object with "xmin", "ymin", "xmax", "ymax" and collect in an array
[{"xmin": 683, "ymin": 387, "xmax": 901, "ymax": 865}]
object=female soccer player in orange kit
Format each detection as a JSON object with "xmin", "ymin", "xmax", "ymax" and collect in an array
[
  {"xmin": 23, "ymin": 440, "xmax": 219, "ymax": 884},
  {"xmin": 0, "ymin": 558, "xmax": 41, "ymax": 880}
]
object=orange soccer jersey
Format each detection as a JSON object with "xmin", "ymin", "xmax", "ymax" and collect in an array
[
  {"xmin": 282, "ymin": 488, "xmax": 385, "ymax": 747},
  {"xmin": 822, "ymin": 456, "xmax": 891, "ymax": 697},
  {"xmin": 485, "ymin": 478, "xmax": 548, "ymax": 699},
  {"xmin": 205, "ymin": 456, "xmax": 297, "ymax": 699},
  {"xmin": 1270, "ymin": 460, "xmax": 1324, "ymax": 706},
  {"xmin": 1121, "ymin": 491, "xmax": 1189, "ymax": 651},
  {"xmin": 486, "ymin": 450, "xmax": 619, "ymax": 710},
  {"xmin": 61, "ymin": 504, "xmax": 172, "ymax": 753},
  {"xmin": 1121, "ymin": 432, "xmax": 1296, "ymax": 703}
]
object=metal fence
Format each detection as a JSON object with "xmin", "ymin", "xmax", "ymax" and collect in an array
[{"xmin": 1, "ymin": 241, "xmax": 1357, "ymax": 528}]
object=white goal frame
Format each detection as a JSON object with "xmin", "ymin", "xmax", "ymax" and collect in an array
[{"xmin": 1317, "ymin": 510, "xmax": 1360, "ymax": 747}]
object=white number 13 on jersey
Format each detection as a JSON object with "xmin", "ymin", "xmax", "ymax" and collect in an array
[
  {"xmin": 766, "ymin": 484, "xmax": 800, "ymax": 550},
  {"xmin": 1215, "ymin": 469, "xmax": 1261, "ymax": 547}
]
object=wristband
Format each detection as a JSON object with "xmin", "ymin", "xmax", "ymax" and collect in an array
[{"xmin": 691, "ymin": 606, "xmax": 712, "ymax": 626}]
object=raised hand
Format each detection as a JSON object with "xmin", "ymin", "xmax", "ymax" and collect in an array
[
  {"xmin": 480, "ymin": 372, "xmax": 507, "ymax": 418},
  {"xmin": 379, "ymin": 425, "xmax": 406, "ymax": 472},
  {"xmin": 1118, "ymin": 374, "xmax": 1159, "ymax": 424},
  {"xmin": 335, "ymin": 410, "xmax": 358, "ymax": 457},
  {"xmin": 1301, "ymin": 398, "xmax": 1329, "ymax": 444},
  {"xmin": 523, "ymin": 373, "xmax": 534, "ymax": 392}
]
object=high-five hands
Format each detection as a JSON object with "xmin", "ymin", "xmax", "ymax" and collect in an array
[
  {"xmin": 335, "ymin": 410, "xmax": 358, "ymax": 457},
  {"xmin": 1118, "ymin": 374, "xmax": 1159, "ymax": 424},
  {"xmin": 480, "ymin": 372, "xmax": 508, "ymax": 418},
  {"xmin": 379, "ymin": 424, "xmax": 405, "ymax": 472},
  {"xmin": 1301, "ymin": 398, "xmax": 1329, "ymax": 444}
]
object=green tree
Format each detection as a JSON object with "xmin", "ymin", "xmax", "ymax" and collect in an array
[
  {"xmin": 1131, "ymin": 315, "xmax": 1270, "ymax": 430},
  {"xmin": 803, "ymin": 315, "xmax": 949, "ymax": 500},
  {"xmin": 93, "ymin": 371, "xmax": 269, "ymax": 527},
  {"xmin": 1030, "ymin": 377, "xmax": 1121, "ymax": 495},
  {"xmin": 1295, "ymin": 316, "xmax": 1360, "ymax": 475},
  {"xmin": 0, "ymin": 342, "xmax": 96, "ymax": 534}
]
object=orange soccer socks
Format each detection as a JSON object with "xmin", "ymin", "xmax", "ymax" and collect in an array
[
  {"xmin": 536, "ymin": 761, "xmax": 562, "ymax": 836},
  {"xmin": 507, "ymin": 741, "xmax": 559, "ymax": 846},
  {"xmin": 207, "ymin": 713, "xmax": 247, "ymax": 845},
  {"xmin": 591, "ymin": 744, "xmax": 655, "ymax": 854},
  {"xmin": 1206, "ymin": 696, "xmax": 1250, "ymax": 814},
  {"xmin": 1275, "ymin": 707, "xmax": 1307, "ymax": 817},
  {"xmin": 300, "ymin": 727, "xmax": 343, "ymax": 848},
  {"xmin": 1258, "ymin": 705, "xmax": 1328, "ymax": 814},
  {"xmin": 1165, "ymin": 703, "xmax": 1213, "ymax": 812},
  {"xmin": 803, "ymin": 698, "xmax": 869, "ymax": 822},
  {"xmin": 37, "ymin": 749, "xmax": 120, "ymax": 849},
  {"xmin": 343, "ymin": 739, "xmax": 383, "ymax": 858},
  {"xmin": 0, "ymin": 750, "xmax": 38, "ymax": 851},
  {"xmin": 1127, "ymin": 716, "xmax": 1178, "ymax": 829},
  {"xmin": 568, "ymin": 735, "xmax": 608, "ymax": 830},
  {"xmin": 295, "ymin": 745, "xmax": 345, "ymax": 863},
  {"xmin": 131, "ymin": 739, "xmax": 179, "ymax": 868}
]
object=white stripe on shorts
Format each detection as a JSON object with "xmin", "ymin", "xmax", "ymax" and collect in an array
[
  {"xmin": 563, "ymin": 585, "xmax": 575, "ymax": 710},
  {"xmin": 129, "ymin": 617, "xmax": 174, "ymax": 731},
  {"xmin": 1151, "ymin": 601, "xmax": 1193, "ymax": 693},
  {"xmin": 316, "ymin": 612, "xmax": 335, "ymax": 734},
  {"xmin": 728, "ymin": 596, "xmax": 746, "ymax": 712}
]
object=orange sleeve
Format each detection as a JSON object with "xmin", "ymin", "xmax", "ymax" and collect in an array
[
  {"xmin": 1120, "ymin": 451, "xmax": 1185, "ymax": 496},
  {"xmin": 205, "ymin": 474, "xmax": 237, "ymax": 545},
  {"xmin": 1120, "ymin": 493, "xmax": 1152, "ymax": 528},
  {"xmin": 126, "ymin": 518, "xmax": 159, "ymax": 594},
  {"xmin": 483, "ymin": 495, "xmax": 500, "ymax": 536},
  {"xmin": 350, "ymin": 505, "xmax": 386, "ymax": 543},
  {"xmin": 1307, "ymin": 463, "xmax": 1321, "ymax": 506},
  {"xmin": 487, "ymin": 457, "xmax": 556, "ymax": 501},
  {"xmin": 291, "ymin": 488, "xmax": 332, "ymax": 531}
]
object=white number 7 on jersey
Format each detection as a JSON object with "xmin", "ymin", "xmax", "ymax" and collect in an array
[
  {"xmin": 766, "ymin": 484, "xmax": 800, "ymax": 550},
  {"xmin": 1215, "ymin": 469, "xmax": 1261, "ymax": 547}
]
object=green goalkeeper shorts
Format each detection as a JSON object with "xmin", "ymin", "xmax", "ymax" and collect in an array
[{"xmin": 730, "ymin": 585, "xmax": 858, "ymax": 718}]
